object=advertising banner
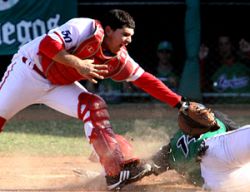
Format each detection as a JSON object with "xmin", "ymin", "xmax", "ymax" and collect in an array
[{"xmin": 0, "ymin": 0, "xmax": 77, "ymax": 55}]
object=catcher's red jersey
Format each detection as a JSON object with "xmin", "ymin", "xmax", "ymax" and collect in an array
[
  {"xmin": 39, "ymin": 19, "xmax": 140, "ymax": 85},
  {"xmin": 37, "ymin": 17, "xmax": 180, "ymax": 107}
]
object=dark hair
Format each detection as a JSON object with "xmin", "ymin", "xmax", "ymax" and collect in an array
[
  {"xmin": 100, "ymin": 9, "xmax": 135, "ymax": 30},
  {"xmin": 214, "ymin": 110, "xmax": 239, "ymax": 131}
]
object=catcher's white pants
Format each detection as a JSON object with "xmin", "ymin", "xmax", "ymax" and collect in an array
[
  {"xmin": 201, "ymin": 125, "xmax": 250, "ymax": 192},
  {"xmin": 0, "ymin": 54, "xmax": 87, "ymax": 121}
]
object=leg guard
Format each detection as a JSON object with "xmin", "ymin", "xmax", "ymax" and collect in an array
[
  {"xmin": 0, "ymin": 116, "xmax": 6, "ymax": 133},
  {"xmin": 89, "ymin": 134, "xmax": 137, "ymax": 163},
  {"xmin": 78, "ymin": 92, "xmax": 124, "ymax": 176}
]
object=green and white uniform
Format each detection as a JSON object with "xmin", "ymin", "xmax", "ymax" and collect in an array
[
  {"xmin": 165, "ymin": 119, "xmax": 250, "ymax": 191},
  {"xmin": 168, "ymin": 118, "xmax": 226, "ymax": 185}
]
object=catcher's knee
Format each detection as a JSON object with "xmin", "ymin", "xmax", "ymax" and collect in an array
[
  {"xmin": 78, "ymin": 92, "xmax": 111, "ymax": 129},
  {"xmin": 0, "ymin": 116, "xmax": 6, "ymax": 132},
  {"xmin": 78, "ymin": 93, "xmax": 124, "ymax": 175}
]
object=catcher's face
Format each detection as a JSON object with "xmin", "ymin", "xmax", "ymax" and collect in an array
[{"xmin": 103, "ymin": 26, "xmax": 134, "ymax": 54}]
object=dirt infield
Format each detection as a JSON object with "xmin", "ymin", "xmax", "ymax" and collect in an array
[
  {"xmin": 0, "ymin": 156, "xmax": 202, "ymax": 192},
  {"xmin": 1, "ymin": 104, "xmax": 250, "ymax": 191}
]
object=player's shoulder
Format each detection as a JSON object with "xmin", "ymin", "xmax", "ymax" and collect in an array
[
  {"xmin": 66, "ymin": 17, "xmax": 95, "ymax": 27},
  {"xmin": 62, "ymin": 18, "xmax": 96, "ymax": 35}
]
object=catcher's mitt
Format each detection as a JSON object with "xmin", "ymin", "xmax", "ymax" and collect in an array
[{"xmin": 178, "ymin": 102, "xmax": 220, "ymax": 136}]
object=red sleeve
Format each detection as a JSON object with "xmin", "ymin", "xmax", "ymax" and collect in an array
[
  {"xmin": 132, "ymin": 72, "xmax": 182, "ymax": 107},
  {"xmin": 39, "ymin": 34, "xmax": 64, "ymax": 58}
]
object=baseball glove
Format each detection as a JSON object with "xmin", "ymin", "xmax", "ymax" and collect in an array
[{"xmin": 178, "ymin": 102, "xmax": 220, "ymax": 136}]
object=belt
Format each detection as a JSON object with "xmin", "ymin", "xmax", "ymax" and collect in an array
[{"xmin": 22, "ymin": 57, "xmax": 46, "ymax": 79}]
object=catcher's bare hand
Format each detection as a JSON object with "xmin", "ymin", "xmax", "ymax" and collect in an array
[
  {"xmin": 52, "ymin": 50, "xmax": 108, "ymax": 84},
  {"xmin": 76, "ymin": 59, "xmax": 108, "ymax": 83}
]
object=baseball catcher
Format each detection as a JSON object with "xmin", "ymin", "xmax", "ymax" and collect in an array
[{"xmin": 0, "ymin": 9, "xmax": 187, "ymax": 191}]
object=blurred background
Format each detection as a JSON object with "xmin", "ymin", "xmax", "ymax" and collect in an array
[{"xmin": 1, "ymin": 0, "xmax": 250, "ymax": 104}]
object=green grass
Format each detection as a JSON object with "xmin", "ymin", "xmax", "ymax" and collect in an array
[
  {"xmin": 0, "ymin": 120, "xmax": 89, "ymax": 156},
  {"xmin": 1, "ymin": 105, "xmax": 248, "ymax": 157},
  {"xmin": 0, "ymin": 117, "xmax": 178, "ymax": 156}
]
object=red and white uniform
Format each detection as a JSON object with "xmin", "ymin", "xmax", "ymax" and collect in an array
[
  {"xmin": 0, "ymin": 18, "xmax": 181, "ymax": 175},
  {"xmin": 0, "ymin": 17, "xmax": 181, "ymax": 122}
]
